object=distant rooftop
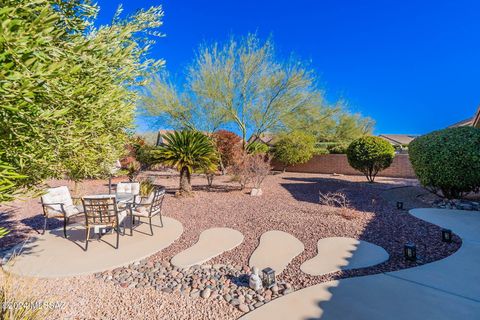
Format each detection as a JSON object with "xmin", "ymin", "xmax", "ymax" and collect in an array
[
  {"xmin": 378, "ymin": 134, "xmax": 417, "ymax": 146},
  {"xmin": 449, "ymin": 105, "xmax": 480, "ymax": 129}
]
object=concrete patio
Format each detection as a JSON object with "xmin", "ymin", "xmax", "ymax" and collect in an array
[
  {"xmin": 241, "ymin": 208, "xmax": 480, "ymax": 320},
  {"xmin": 3, "ymin": 216, "xmax": 183, "ymax": 278}
]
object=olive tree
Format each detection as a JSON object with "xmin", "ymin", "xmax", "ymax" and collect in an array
[{"xmin": 0, "ymin": 0, "xmax": 164, "ymax": 199}]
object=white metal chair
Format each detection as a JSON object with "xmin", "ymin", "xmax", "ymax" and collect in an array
[{"xmin": 40, "ymin": 186, "xmax": 83, "ymax": 237}]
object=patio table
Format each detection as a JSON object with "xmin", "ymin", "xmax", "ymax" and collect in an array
[{"xmin": 82, "ymin": 193, "xmax": 134, "ymax": 235}]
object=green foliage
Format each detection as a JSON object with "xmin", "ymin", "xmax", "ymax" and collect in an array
[
  {"xmin": 246, "ymin": 141, "xmax": 270, "ymax": 155},
  {"xmin": 150, "ymin": 131, "xmax": 218, "ymax": 194},
  {"xmin": 139, "ymin": 179, "xmax": 155, "ymax": 197},
  {"xmin": 327, "ymin": 143, "xmax": 348, "ymax": 154},
  {"xmin": 0, "ymin": 227, "xmax": 9, "ymax": 239},
  {"xmin": 0, "ymin": 0, "xmax": 164, "ymax": 200},
  {"xmin": 409, "ymin": 127, "xmax": 480, "ymax": 199},
  {"xmin": 142, "ymin": 34, "xmax": 331, "ymax": 147},
  {"xmin": 273, "ymin": 131, "xmax": 316, "ymax": 169},
  {"xmin": 346, "ymin": 136, "xmax": 395, "ymax": 182}
]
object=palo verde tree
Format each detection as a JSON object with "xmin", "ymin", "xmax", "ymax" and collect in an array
[
  {"xmin": 0, "ymin": 0, "xmax": 164, "ymax": 199},
  {"xmin": 142, "ymin": 33, "xmax": 333, "ymax": 149}
]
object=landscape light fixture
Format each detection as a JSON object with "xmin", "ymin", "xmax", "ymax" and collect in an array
[
  {"xmin": 396, "ymin": 201, "xmax": 404, "ymax": 210},
  {"xmin": 441, "ymin": 229, "xmax": 453, "ymax": 243},
  {"xmin": 404, "ymin": 243, "xmax": 417, "ymax": 262},
  {"xmin": 262, "ymin": 267, "xmax": 276, "ymax": 288}
]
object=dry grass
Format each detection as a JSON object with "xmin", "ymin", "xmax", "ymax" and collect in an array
[{"xmin": 319, "ymin": 191, "xmax": 360, "ymax": 220}]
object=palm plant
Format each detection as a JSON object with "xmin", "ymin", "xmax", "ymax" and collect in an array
[{"xmin": 151, "ymin": 131, "xmax": 218, "ymax": 195}]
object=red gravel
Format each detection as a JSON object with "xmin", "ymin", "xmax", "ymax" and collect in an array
[{"xmin": 0, "ymin": 172, "xmax": 461, "ymax": 319}]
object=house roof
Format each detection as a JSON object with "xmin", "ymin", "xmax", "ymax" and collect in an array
[
  {"xmin": 247, "ymin": 133, "xmax": 276, "ymax": 145},
  {"xmin": 378, "ymin": 134, "xmax": 417, "ymax": 146},
  {"xmin": 449, "ymin": 105, "xmax": 480, "ymax": 128}
]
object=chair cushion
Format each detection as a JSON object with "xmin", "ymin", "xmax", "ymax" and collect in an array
[
  {"xmin": 116, "ymin": 182, "xmax": 140, "ymax": 195},
  {"xmin": 131, "ymin": 206, "xmax": 150, "ymax": 217},
  {"xmin": 118, "ymin": 210, "xmax": 128, "ymax": 223},
  {"xmin": 41, "ymin": 186, "xmax": 73, "ymax": 211}
]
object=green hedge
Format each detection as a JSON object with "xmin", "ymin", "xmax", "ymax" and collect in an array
[
  {"xmin": 409, "ymin": 126, "xmax": 480, "ymax": 199},
  {"xmin": 346, "ymin": 136, "xmax": 395, "ymax": 182}
]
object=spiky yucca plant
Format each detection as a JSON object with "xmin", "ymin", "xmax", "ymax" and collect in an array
[{"xmin": 152, "ymin": 131, "xmax": 218, "ymax": 195}]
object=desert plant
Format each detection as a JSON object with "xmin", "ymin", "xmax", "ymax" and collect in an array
[
  {"xmin": 327, "ymin": 143, "xmax": 348, "ymax": 154},
  {"xmin": 150, "ymin": 131, "xmax": 218, "ymax": 195},
  {"xmin": 347, "ymin": 136, "xmax": 395, "ymax": 182},
  {"xmin": 212, "ymin": 130, "xmax": 242, "ymax": 174},
  {"xmin": 230, "ymin": 153, "xmax": 271, "ymax": 190},
  {"xmin": 319, "ymin": 191, "xmax": 359, "ymax": 220},
  {"xmin": 139, "ymin": 179, "xmax": 156, "ymax": 197},
  {"xmin": 246, "ymin": 141, "xmax": 270, "ymax": 155},
  {"xmin": 409, "ymin": 126, "xmax": 480, "ymax": 199},
  {"xmin": 273, "ymin": 131, "xmax": 316, "ymax": 171}
]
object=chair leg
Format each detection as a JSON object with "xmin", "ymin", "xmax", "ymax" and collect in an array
[
  {"xmin": 159, "ymin": 213, "xmax": 163, "ymax": 228},
  {"xmin": 85, "ymin": 227, "xmax": 90, "ymax": 251},
  {"xmin": 116, "ymin": 228, "xmax": 120, "ymax": 249},
  {"xmin": 149, "ymin": 217, "xmax": 153, "ymax": 235},
  {"xmin": 130, "ymin": 214, "xmax": 134, "ymax": 236},
  {"xmin": 43, "ymin": 216, "xmax": 47, "ymax": 235},
  {"xmin": 63, "ymin": 216, "xmax": 68, "ymax": 238}
]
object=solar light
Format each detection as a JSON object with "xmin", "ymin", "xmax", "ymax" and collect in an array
[
  {"xmin": 262, "ymin": 267, "xmax": 276, "ymax": 288},
  {"xmin": 404, "ymin": 243, "xmax": 417, "ymax": 262},
  {"xmin": 396, "ymin": 201, "xmax": 404, "ymax": 210},
  {"xmin": 441, "ymin": 229, "xmax": 452, "ymax": 243}
]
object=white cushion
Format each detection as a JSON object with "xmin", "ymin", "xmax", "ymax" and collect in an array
[
  {"xmin": 131, "ymin": 206, "xmax": 150, "ymax": 217},
  {"xmin": 42, "ymin": 186, "xmax": 75, "ymax": 216},
  {"xmin": 116, "ymin": 182, "xmax": 140, "ymax": 195}
]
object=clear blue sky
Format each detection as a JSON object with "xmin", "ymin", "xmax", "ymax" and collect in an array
[{"xmin": 96, "ymin": 0, "xmax": 480, "ymax": 135}]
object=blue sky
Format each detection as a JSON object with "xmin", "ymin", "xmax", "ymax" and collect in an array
[{"xmin": 96, "ymin": 0, "xmax": 480, "ymax": 135}]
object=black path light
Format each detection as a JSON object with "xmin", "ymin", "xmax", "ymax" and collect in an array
[
  {"xmin": 404, "ymin": 243, "xmax": 417, "ymax": 262},
  {"xmin": 396, "ymin": 201, "xmax": 404, "ymax": 210},
  {"xmin": 262, "ymin": 267, "xmax": 276, "ymax": 288},
  {"xmin": 441, "ymin": 229, "xmax": 453, "ymax": 243}
]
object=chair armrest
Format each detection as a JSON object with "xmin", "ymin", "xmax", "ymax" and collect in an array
[{"xmin": 41, "ymin": 202, "xmax": 65, "ymax": 207}]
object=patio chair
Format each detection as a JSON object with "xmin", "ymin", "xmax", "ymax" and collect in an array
[
  {"xmin": 82, "ymin": 196, "xmax": 127, "ymax": 250},
  {"xmin": 116, "ymin": 182, "xmax": 140, "ymax": 208},
  {"xmin": 41, "ymin": 186, "xmax": 84, "ymax": 237},
  {"xmin": 128, "ymin": 186, "xmax": 165, "ymax": 236}
]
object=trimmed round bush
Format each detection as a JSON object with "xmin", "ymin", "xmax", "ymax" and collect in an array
[
  {"xmin": 409, "ymin": 126, "xmax": 480, "ymax": 199},
  {"xmin": 347, "ymin": 136, "xmax": 395, "ymax": 182}
]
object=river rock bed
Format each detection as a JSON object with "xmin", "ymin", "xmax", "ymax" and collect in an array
[{"xmin": 98, "ymin": 260, "xmax": 294, "ymax": 313}]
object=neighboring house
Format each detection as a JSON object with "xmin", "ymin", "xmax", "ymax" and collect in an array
[
  {"xmin": 247, "ymin": 133, "xmax": 276, "ymax": 146},
  {"xmin": 378, "ymin": 134, "xmax": 417, "ymax": 147},
  {"xmin": 449, "ymin": 105, "xmax": 480, "ymax": 128}
]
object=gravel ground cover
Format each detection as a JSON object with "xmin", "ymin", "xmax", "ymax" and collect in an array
[{"xmin": 0, "ymin": 172, "xmax": 461, "ymax": 319}]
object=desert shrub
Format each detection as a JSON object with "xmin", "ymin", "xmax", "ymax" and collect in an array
[
  {"xmin": 246, "ymin": 141, "xmax": 270, "ymax": 155},
  {"xmin": 327, "ymin": 144, "xmax": 348, "ymax": 154},
  {"xmin": 409, "ymin": 126, "xmax": 480, "ymax": 199},
  {"xmin": 318, "ymin": 191, "xmax": 359, "ymax": 220},
  {"xmin": 230, "ymin": 153, "xmax": 271, "ymax": 189},
  {"xmin": 347, "ymin": 136, "xmax": 395, "ymax": 182},
  {"xmin": 273, "ymin": 131, "xmax": 316, "ymax": 171},
  {"xmin": 212, "ymin": 130, "xmax": 242, "ymax": 173}
]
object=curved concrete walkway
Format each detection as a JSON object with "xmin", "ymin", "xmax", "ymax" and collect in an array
[
  {"xmin": 171, "ymin": 227, "xmax": 244, "ymax": 268},
  {"xmin": 249, "ymin": 230, "xmax": 304, "ymax": 274},
  {"xmin": 3, "ymin": 217, "xmax": 183, "ymax": 278},
  {"xmin": 300, "ymin": 237, "xmax": 389, "ymax": 276},
  {"xmin": 241, "ymin": 208, "xmax": 480, "ymax": 319}
]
